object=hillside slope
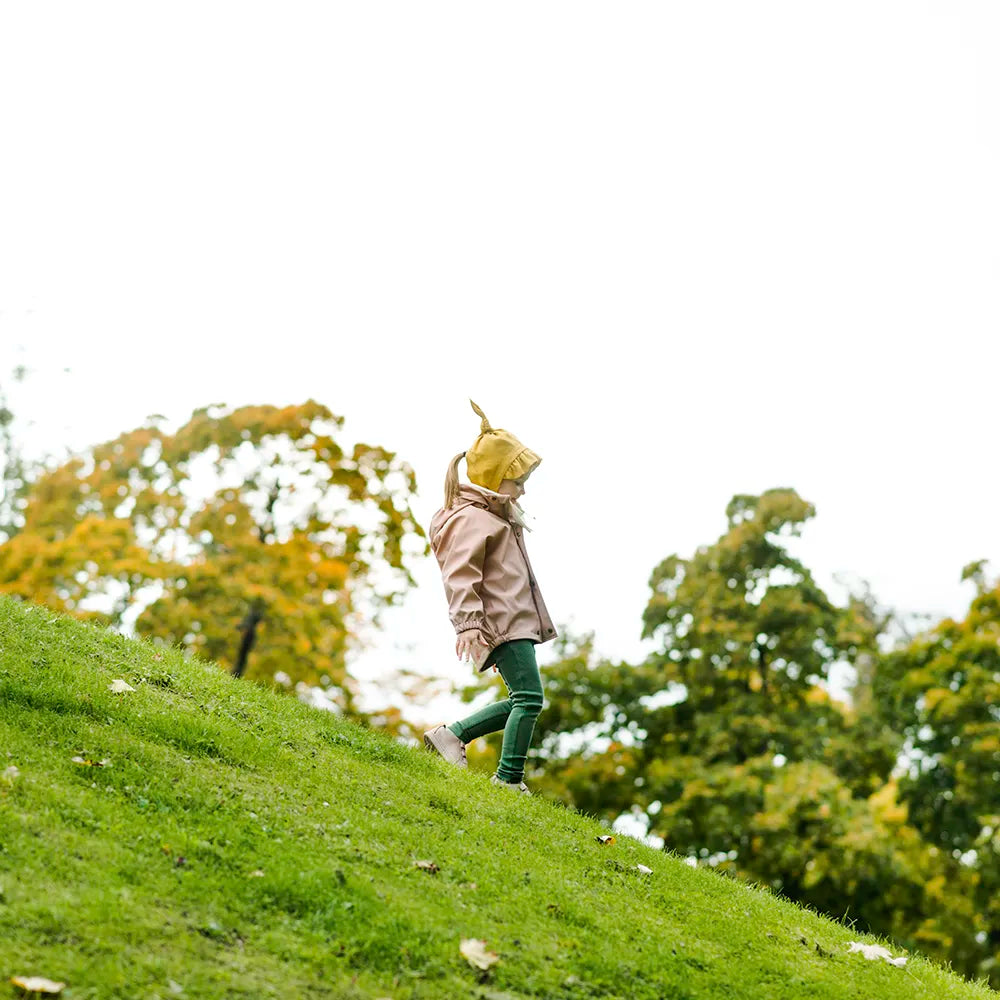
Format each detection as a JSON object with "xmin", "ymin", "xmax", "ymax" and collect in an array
[{"xmin": 0, "ymin": 597, "xmax": 993, "ymax": 1000}]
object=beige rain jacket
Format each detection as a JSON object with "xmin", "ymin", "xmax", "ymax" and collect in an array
[{"xmin": 429, "ymin": 483, "xmax": 557, "ymax": 668}]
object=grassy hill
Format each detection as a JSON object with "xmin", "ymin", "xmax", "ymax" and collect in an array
[{"xmin": 0, "ymin": 597, "xmax": 994, "ymax": 1000}]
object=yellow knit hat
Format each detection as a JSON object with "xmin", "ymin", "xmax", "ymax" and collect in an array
[{"xmin": 465, "ymin": 400, "xmax": 541, "ymax": 493}]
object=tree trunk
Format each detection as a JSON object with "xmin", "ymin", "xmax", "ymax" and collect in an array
[{"xmin": 232, "ymin": 600, "xmax": 265, "ymax": 679}]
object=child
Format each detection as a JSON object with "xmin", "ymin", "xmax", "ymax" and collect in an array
[{"xmin": 423, "ymin": 400, "xmax": 557, "ymax": 794}]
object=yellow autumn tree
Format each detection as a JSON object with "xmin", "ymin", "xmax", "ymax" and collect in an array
[{"xmin": 0, "ymin": 401, "xmax": 426, "ymax": 707}]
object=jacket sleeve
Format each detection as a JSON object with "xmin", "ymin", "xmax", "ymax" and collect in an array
[{"xmin": 431, "ymin": 508, "xmax": 492, "ymax": 635}]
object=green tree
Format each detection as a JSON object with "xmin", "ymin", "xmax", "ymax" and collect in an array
[
  {"xmin": 527, "ymin": 490, "xmax": 982, "ymax": 974},
  {"xmin": 533, "ymin": 490, "xmax": 896, "ymax": 815},
  {"xmin": 0, "ymin": 401, "xmax": 427, "ymax": 707},
  {"xmin": 875, "ymin": 562, "xmax": 1000, "ymax": 980}
]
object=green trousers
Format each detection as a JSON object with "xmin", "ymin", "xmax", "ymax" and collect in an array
[{"xmin": 448, "ymin": 639, "xmax": 544, "ymax": 784}]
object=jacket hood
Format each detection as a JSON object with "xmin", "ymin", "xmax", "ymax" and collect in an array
[{"xmin": 429, "ymin": 483, "xmax": 529, "ymax": 546}]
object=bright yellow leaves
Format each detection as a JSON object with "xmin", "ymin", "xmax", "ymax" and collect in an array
[
  {"xmin": 922, "ymin": 686, "xmax": 957, "ymax": 718},
  {"xmin": 1, "ymin": 400, "xmax": 427, "ymax": 695},
  {"xmin": 868, "ymin": 781, "xmax": 909, "ymax": 826}
]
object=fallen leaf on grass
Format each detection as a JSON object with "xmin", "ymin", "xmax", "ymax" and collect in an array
[
  {"xmin": 10, "ymin": 975, "xmax": 66, "ymax": 994},
  {"xmin": 847, "ymin": 941, "xmax": 907, "ymax": 966},
  {"xmin": 460, "ymin": 938, "xmax": 499, "ymax": 971},
  {"xmin": 71, "ymin": 756, "xmax": 111, "ymax": 767},
  {"xmin": 109, "ymin": 679, "xmax": 136, "ymax": 694},
  {"xmin": 414, "ymin": 860, "xmax": 439, "ymax": 874},
  {"xmin": 595, "ymin": 836, "xmax": 616, "ymax": 846},
  {"xmin": 635, "ymin": 864, "xmax": 653, "ymax": 874}
]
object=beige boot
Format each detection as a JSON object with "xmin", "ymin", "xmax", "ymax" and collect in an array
[
  {"xmin": 490, "ymin": 773, "xmax": 530, "ymax": 795},
  {"xmin": 423, "ymin": 725, "xmax": 468, "ymax": 768}
]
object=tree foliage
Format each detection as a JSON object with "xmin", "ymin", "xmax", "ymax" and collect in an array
[
  {"xmin": 0, "ymin": 401, "xmax": 426, "ymax": 704},
  {"xmin": 533, "ymin": 489, "xmax": 896, "ymax": 811},
  {"xmin": 526, "ymin": 489, "xmax": 984, "ymax": 976},
  {"xmin": 875, "ymin": 563, "xmax": 1000, "ymax": 975}
]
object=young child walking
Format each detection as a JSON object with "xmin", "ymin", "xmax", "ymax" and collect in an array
[{"xmin": 423, "ymin": 400, "xmax": 557, "ymax": 794}]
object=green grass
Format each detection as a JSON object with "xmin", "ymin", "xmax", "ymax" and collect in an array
[{"xmin": 0, "ymin": 597, "xmax": 994, "ymax": 1000}]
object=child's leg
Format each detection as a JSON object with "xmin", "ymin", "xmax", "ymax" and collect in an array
[
  {"xmin": 493, "ymin": 640, "xmax": 544, "ymax": 785},
  {"xmin": 447, "ymin": 698, "xmax": 511, "ymax": 744},
  {"xmin": 447, "ymin": 641, "xmax": 513, "ymax": 743}
]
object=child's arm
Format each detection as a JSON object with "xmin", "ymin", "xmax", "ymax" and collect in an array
[{"xmin": 431, "ymin": 508, "xmax": 492, "ymax": 639}]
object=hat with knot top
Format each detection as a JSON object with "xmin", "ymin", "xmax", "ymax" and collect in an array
[{"xmin": 465, "ymin": 400, "xmax": 541, "ymax": 493}]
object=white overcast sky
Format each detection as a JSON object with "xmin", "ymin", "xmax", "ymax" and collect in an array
[{"xmin": 2, "ymin": 2, "xmax": 998, "ymax": 720}]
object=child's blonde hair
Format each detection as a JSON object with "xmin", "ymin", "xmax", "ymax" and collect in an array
[{"xmin": 444, "ymin": 451, "xmax": 466, "ymax": 509}]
